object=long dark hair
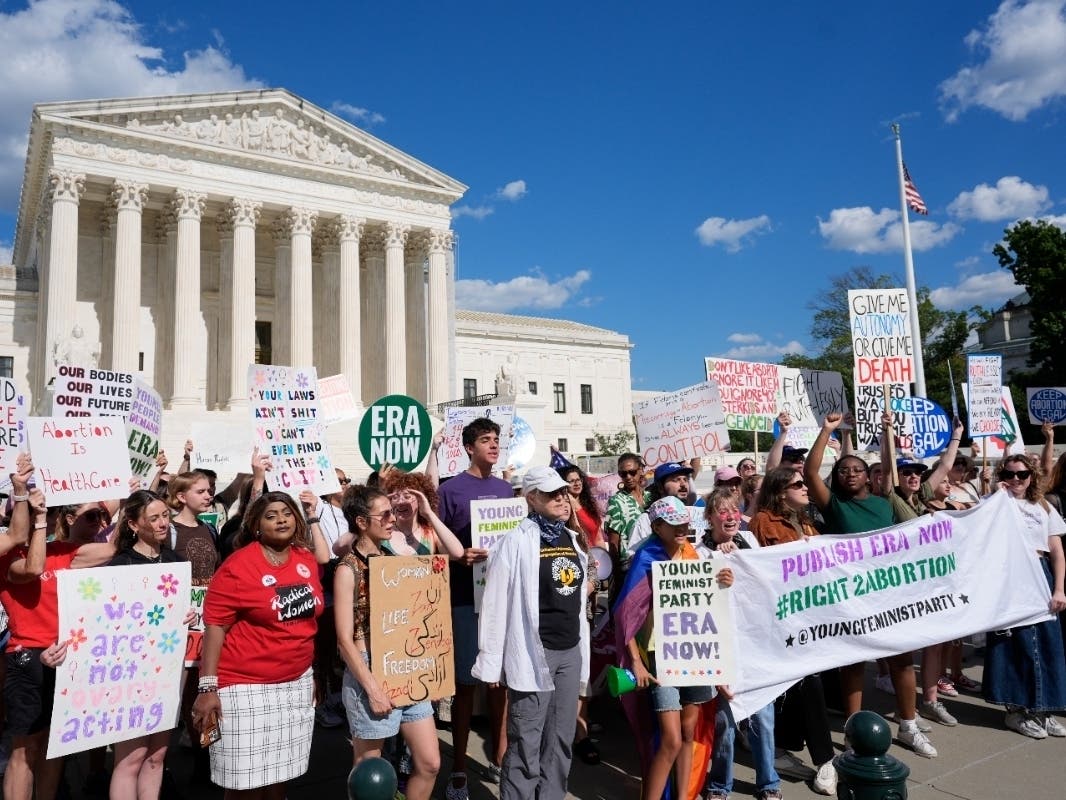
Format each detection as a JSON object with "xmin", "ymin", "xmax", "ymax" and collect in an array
[
  {"xmin": 557, "ymin": 465, "xmax": 601, "ymax": 527},
  {"xmin": 116, "ymin": 490, "xmax": 168, "ymax": 552},
  {"xmin": 757, "ymin": 467, "xmax": 812, "ymax": 521},
  {"xmin": 237, "ymin": 492, "xmax": 310, "ymax": 549}
]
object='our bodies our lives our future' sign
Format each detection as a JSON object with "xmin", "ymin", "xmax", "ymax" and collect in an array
[
  {"xmin": 727, "ymin": 492, "xmax": 1049, "ymax": 719},
  {"xmin": 847, "ymin": 289, "xmax": 915, "ymax": 386},
  {"xmin": 436, "ymin": 405, "xmax": 514, "ymax": 479},
  {"xmin": 368, "ymin": 555, "xmax": 455, "ymax": 707},
  {"xmin": 358, "ymin": 395, "xmax": 432, "ymax": 472},
  {"xmin": 26, "ymin": 417, "xmax": 132, "ymax": 505},
  {"xmin": 0, "ymin": 377, "xmax": 27, "ymax": 474},
  {"xmin": 470, "ymin": 498, "xmax": 528, "ymax": 612},
  {"xmin": 52, "ymin": 365, "xmax": 136, "ymax": 417},
  {"xmin": 247, "ymin": 365, "xmax": 340, "ymax": 497},
  {"xmin": 966, "ymin": 354, "xmax": 1003, "ymax": 437},
  {"xmin": 652, "ymin": 559, "xmax": 736, "ymax": 686},
  {"xmin": 47, "ymin": 563, "xmax": 192, "ymax": 758},
  {"xmin": 1027, "ymin": 388, "xmax": 1066, "ymax": 426},
  {"xmin": 632, "ymin": 381, "xmax": 729, "ymax": 468},
  {"xmin": 704, "ymin": 358, "xmax": 781, "ymax": 432}
]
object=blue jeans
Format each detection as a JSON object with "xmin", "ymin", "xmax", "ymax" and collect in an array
[{"xmin": 706, "ymin": 700, "xmax": 780, "ymax": 795}]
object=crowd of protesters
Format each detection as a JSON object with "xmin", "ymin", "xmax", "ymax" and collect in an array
[{"xmin": 0, "ymin": 406, "xmax": 1064, "ymax": 800}]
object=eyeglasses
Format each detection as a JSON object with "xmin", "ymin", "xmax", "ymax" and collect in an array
[
  {"xmin": 899, "ymin": 469, "xmax": 925, "ymax": 478},
  {"xmin": 786, "ymin": 480, "xmax": 806, "ymax": 490},
  {"xmin": 366, "ymin": 510, "xmax": 395, "ymax": 521},
  {"xmin": 567, "ymin": 477, "xmax": 584, "ymax": 484},
  {"xmin": 619, "ymin": 469, "xmax": 641, "ymax": 477},
  {"xmin": 544, "ymin": 488, "xmax": 569, "ymax": 499},
  {"xmin": 836, "ymin": 467, "xmax": 867, "ymax": 476},
  {"xmin": 999, "ymin": 469, "xmax": 1032, "ymax": 481},
  {"xmin": 338, "ymin": 478, "xmax": 351, "ymax": 485}
]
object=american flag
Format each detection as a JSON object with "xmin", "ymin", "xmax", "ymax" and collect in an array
[{"xmin": 903, "ymin": 163, "xmax": 928, "ymax": 215}]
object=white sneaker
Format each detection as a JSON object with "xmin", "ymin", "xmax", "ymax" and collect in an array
[
  {"xmin": 1041, "ymin": 713, "xmax": 1066, "ymax": 737},
  {"xmin": 874, "ymin": 674, "xmax": 896, "ymax": 695},
  {"xmin": 773, "ymin": 749, "xmax": 815, "ymax": 780},
  {"xmin": 1005, "ymin": 710, "xmax": 1047, "ymax": 739},
  {"xmin": 812, "ymin": 761, "xmax": 837, "ymax": 796},
  {"xmin": 920, "ymin": 700, "xmax": 958, "ymax": 727},
  {"xmin": 898, "ymin": 726, "xmax": 938, "ymax": 758}
]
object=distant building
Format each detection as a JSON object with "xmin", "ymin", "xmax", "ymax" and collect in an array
[{"xmin": 969, "ymin": 292, "xmax": 1034, "ymax": 377}]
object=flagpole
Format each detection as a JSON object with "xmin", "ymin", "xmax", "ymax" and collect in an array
[{"xmin": 892, "ymin": 122, "xmax": 927, "ymax": 398}]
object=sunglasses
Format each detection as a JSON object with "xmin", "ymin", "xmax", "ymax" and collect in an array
[
  {"xmin": 899, "ymin": 469, "xmax": 925, "ymax": 477},
  {"xmin": 366, "ymin": 510, "xmax": 395, "ymax": 521},
  {"xmin": 619, "ymin": 469, "xmax": 642, "ymax": 477},
  {"xmin": 338, "ymin": 478, "xmax": 351, "ymax": 485},
  {"xmin": 786, "ymin": 480, "xmax": 806, "ymax": 490},
  {"xmin": 999, "ymin": 469, "xmax": 1031, "ymax": 481}
]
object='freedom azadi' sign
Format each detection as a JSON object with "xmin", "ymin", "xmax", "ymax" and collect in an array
[{"xmin": 727, "ymin": 492, "xmax": 1051, "ymax": 718}]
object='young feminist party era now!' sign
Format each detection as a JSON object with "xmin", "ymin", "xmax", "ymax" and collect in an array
[
  {"xmin": 47, "ymin": 563, "xmax": 192, "ymax": 758},
  {"xmin": 724, "ymin": 492, "xmax": 1051, "ymax": 719},
  {"xmin": 632, "ymin": 382, "xmax": 729, "ymax": 468},
  {"xmin": 471, "ymin": 497, "xmax": 528, "ymax": 612},
  {"xmin": 847, "ymin": 289, "xmax": 915, "ymax": 386}
]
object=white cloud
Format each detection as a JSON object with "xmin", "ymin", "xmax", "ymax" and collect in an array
[
  {"xmin": 695, "ymin": 214, "xmax": 771, "ymax": 252},
  {"xmin": 456, "ymin": 269, "xmax": 591, "ymax": 312},
  {"xmin": 1040, "ymin": 213, "xmax": 1066, "ymax": 228},
  {"xmin": 817, "ymin": 206, "xmax": 961, "ymax": 253},
  {"xmin": 329, "ymin": 101, "xmax": 386, "ymax": 126},
  {"xmin": 719, "ymin": 336, "xmax": 806, "ymax": 360},
  {"xmin": 940, "ymin": 0, "xmax": 1066, "ymax": 122},
  {"xmin": 451, "ymin": 204, "xmax": 494, "ymax": 221},
  {"xmin": 496, "ymin": 179, "xmax": 527, "ymax": 201},
  {"xmin": 929, "ymin": 270, "xmax": 1022, "ymax": 308},
  {"xmin": 0, "ymin": 0, "xmax": 262, "ymax": 211},
  {"xmin": 0, "ymin": 240, "xmax": 12, "ymax": 265},
  {"xmin": 948, "ymin": 176, "xmax": 1051, "ymax": 221},
  {"xmin": 726, "ymin": 332, "xmax": 763, "ymax": 344}
]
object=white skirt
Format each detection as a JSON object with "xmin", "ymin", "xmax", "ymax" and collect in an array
[{"xmin": 209, "ymin": 668, "xmax": 314, "ymax": 790}]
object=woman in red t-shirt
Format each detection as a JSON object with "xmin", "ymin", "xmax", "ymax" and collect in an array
[{"xmin": 190, "ymin": 491, "xmax": 330, "ymax": 797}]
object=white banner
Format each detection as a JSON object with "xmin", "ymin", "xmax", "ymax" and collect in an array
[
  {"xmin": 27, "ymin": 417, "xmax": 133, "ymax": 505},
  {"xmin": 436, "ymin": 405, "xmax": 515, "ymax": 479},
  {"xmin": 48, "ymin": 563, "xmax": 192, "ymax": 758},
  {"xmin": 728, "ymin": 492, "xmax": 1050, "ymax": 717},
  {"xmin": 633, "ymin": 382, "xmax": 729, "ymax": 468}
]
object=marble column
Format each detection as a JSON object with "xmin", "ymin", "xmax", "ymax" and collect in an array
[
  {"xmin": 318, "ymin": 232, "xmax": 340, "ymax": 376},
  {"xmin": 219, "ymin": 198, "xmax": 261, "ymax": 407},
  {"xmin": 43, "ymin": 170, "xmax": 85, "ymax": 383},
  {"xmin": 155, "ymin": 212, "xmax": 177, "ymax": 401},
  {"xmin": 110, "ymin": 180, "xmax": 148, "ymax": 372},
  {"xmin": 33, "ymin": 206, "xmax": 52, "ymax": 403},
  {"xmin": 362, "ymin": 229, "xmax": 386, "ymax": 400},
  {"xmin": 271, "ymin": 217, "xmax": 293, "ymax": 366},
  {"xmin": 426, "ymin": 228, "xmax": 453, "ymax": 405},
  {"xmin": 336, "ymin": 215, "xmax": 364, "ymax": 403},
  {"xmin": 168, "ymin": 188, "xmax": 206, "ymax": 407},
  {"xmin": 384, "ymin": 221, "xmax": 409, "ymax": 395},
  {"xmin": 286, "ymin": 207, "xmax": 317, "ymax": 367},
  {"xmin": 405, "ymin": 234, "xmax": 428, "ymax": 402},
  {"xmin": 98, "ymin": 211, "xmax": 115, "ymax": 369}
]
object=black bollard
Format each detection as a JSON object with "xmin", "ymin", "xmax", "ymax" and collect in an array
[
  {"xmin": 833, "ymin": 710, "xmax": 910, "ymax": 800},
  {"xmin": 347, "ymin": 756, "xmax": 397, "ymax": 800}
]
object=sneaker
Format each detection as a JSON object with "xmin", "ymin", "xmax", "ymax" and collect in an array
[
  {"xmin": 936, "ymin": 676, "xmax": 959, "ymax": 697},
  {"xmin": 920, "ymin": 700, "xmax": 958, "ymax": 727},
  {"xmin": 757, "ymin": 791, "xmax": 783, "ymax": 800},
  {"xmin": 1004, "ymin": 710, "xmax": 1047, "ymax": 739},
  {"xmin": 953, "ymin": 673, "xmax": 982, "ymax": 693},
  {"xmin": 484, "ymin": 763, "xmax": 502, "ymax": 784},
  {"xmin": 874, "ymin": 674, "xmax": 896, "ymax": 695},
  {"xmin": 704, "ymin": 793, "xmax": 728, "ymax": 800},
  {"xmin": 898, "ymin": 726, "xmax": 938, "ymax": 758},
  {"xmin": 444, "ymin": 772, "xmax": 469, "ymax": 800},
  {"xmin": 1042, "ymin": 714, "xmax": 1066, "ymax": 737},
  {"xmin": 773, "ymin": 750, "xmax": 815, "ymax": 780},
  {"xmin": 888, "ymin": 713, "xmax": 931, "ymax": 732},
  {"xmin": 315, "ymin": 704, "xmax": 345, "ymax": 728},
  {"xmin": 812, "ymin": 762, "xmax": 837, "ymax": 796}
]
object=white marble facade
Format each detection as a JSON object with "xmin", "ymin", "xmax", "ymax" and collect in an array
[{"xmin": 2, "ymin": 89, "xmax": 465, "ymax": 427}]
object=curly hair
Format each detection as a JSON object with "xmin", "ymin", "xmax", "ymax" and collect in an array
[
  {"xmin": 999, "ymin": 453, "xmax": 1046, "ymax": 505},
  {"xmin": 703, "ymin": 487, "xmax": 741, "ymax": 522},
  {"xmin": 237, "ymin": 492, "xmax": 310, "ymax": 549},
  {"xmin": 380, "ymin": 471, "xmax": 439, "ymax": 525},
  {"xmin": 1048, "ymin": 452, "xmax": 1066, "ymax": 495},
  {"xmin": 557, "ymin": 465, "xmax": 602, "ymax": 528}
]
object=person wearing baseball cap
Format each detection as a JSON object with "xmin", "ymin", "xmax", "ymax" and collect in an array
[
  {"xmin": 473, "ymin": 465, "xmax": 590, "ymax": 800},
  {"xmin": 627, "ymin": 463, "xmax": 694, "ymax": 552}
]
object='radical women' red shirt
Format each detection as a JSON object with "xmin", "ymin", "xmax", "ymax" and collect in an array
[
  {"xmin": 0, "ymin": 542, "xmax": 80, "ymax": 651},
  {"xmin": 204, "ymin": 543, "xmax": 323, "ymax": 687}
]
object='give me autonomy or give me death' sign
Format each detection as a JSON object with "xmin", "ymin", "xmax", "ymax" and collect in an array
[{"xmin": 847, "ymin": 288, "xmax": 915, "ymax": 386}]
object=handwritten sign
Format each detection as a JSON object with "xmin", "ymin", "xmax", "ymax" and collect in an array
[
  {"xmin": 848, "ymin": 289, "xmax": 914, "ymax": 386},
  {"xmin": 126, "ymin": 379, "xmax": 161, "ymax": 482},
  {"xmin": 962, "ymin": 384, "xmax": 1025, "ymax": 456},
  {"xmin": 967, "ymin": 355, "xmax": 1003, "ymax": 437},
  {"xmin": 1027, "ymin": 388, "xmax": 1066, "ymax": 426},
  {"xmin": 190, "ymin": 421, "xmax": 252, "ymax": 475},
  {"xmin": 633, "ymin": 382, "xmax": 729, "ymax": 469},
  {"xmin": 52, "ymin": 365, "xmax": 135, "ymax": 417},
  {"xmin": 47, "ymin": 563, "xmax": 191, "ymax": 758},
  {"xmin": 470, "ymin": 498, "xmax": 527, "ymax": 612},
  {"xmin": 247, "ymin": 365, "xmax": 340, "ymax": 497},
  {"xmin": 777, "ymin": 368, "xmax": 848, "ymax": 448},
  {"xmin": 358, "ymin": 395, "xmax": 432, "ymax": 472},
  {"xmin": 853, "ymin": 383, "xmax": 913, "ymax": 451},
  {"xmin": 184, "ymin": 585, "xmax": 206, "ymax": 668},
  {"xmin": 0, "ymin": 377, "xmax": 27, "ymax": 474},
  {"xmin": 318, "ymin": 374, "xmax": 361, "ymax": 426},
  {"xmin": 368, "ymin": 555, "xmax": 454, "ymax": 706},
  {"xmin": 704, "ymin": 358, "xmax": 780, "ymax": 432},
  {"xmin": 26, "ymin": 417, "xmax": 132, "ymax": 504},
  {"xmin": 652, "ymin": 559, "xmax": 735, "ymax": 686},
  {"xmin": 436, "ymin": 405, "xmax": 514, "ymax": 479}
]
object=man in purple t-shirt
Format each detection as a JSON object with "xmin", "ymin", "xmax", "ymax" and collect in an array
[{"xmin": 438, "ymin": 417, "xmax": 513, "ymax": 798}]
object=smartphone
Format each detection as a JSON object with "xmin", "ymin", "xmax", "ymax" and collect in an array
[{"xmin": 200, "ymin": 721, "xmax": 221, "ymax": 747}]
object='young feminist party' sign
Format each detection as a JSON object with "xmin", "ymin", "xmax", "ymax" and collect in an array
[
  {"xmin": 471, "ymin": 497, "xmax": 528, "ymax": 612},
  {"xmin": 847, "ymin": 289, "xmax": 915, "ymax": 386},
  {"xmin": 47, "ymin": 563, "xmax": 192, "ymax": 758},
  {"xmin": 633, "ymin": 382, "xmax": 729, "ymax": 468},
  {"xmin": 652, "ymin": 559, "xmax": 736, "ymax": 686}
]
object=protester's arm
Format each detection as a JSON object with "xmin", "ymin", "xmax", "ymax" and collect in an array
[
  {"xmin": 689, "ymin": 457, "xmax": 702, "ymax": 480},
  {"xmin": 7, "ymin": 491, "xmax": 47, "ymax": 584},
  {"xmin": 1041, "ymin": 422, "xmax": 1056, "ymax": 484},
  {"xmin": 180, "ymin": 439, "xmax": 193, "ymax": 474},
  {"xmin": 2, "ymin": 454, "xmax": 35, "ymax": 555},
  {"xmin": 148, "ymin": 451, "xmax": 168, "ymax": 494},
  {"xmin": 626, "ymin": 637, "xmax": 657, "ymax": 688},
  {"xmin": 190, "ymin": 623, "xmax": 228, "ymax": 732},
  {"xmin": 412, "ymin": 490, "xmax": 465, "ymax": 558},
  {"xmin": 70, "ymin": 540, "xmax": 118, "ymax": 569},
  {"xmin": 425, "ymin": 432, "xmax": 444, "ymax": 489},
  {"xmin": 839, "ymin": 412, "xmax": 856, "ymax": 456},
  {"xmin": 334, "ymin": 561, "xmax": 392, "ymax": 714},
  {"xmin": 804, "ymin": 414, "xmax": 842, "ymax": 511},
  {"xmin": 250, "ymin": 448, "xmax": 269, "ymax": 501},
  {"xmin": 215, "ymin": 474, "xmax": 250, "ymax": 510},
  {"xmin": 926, "ymin": 418, "xmax": 965, "ymax": 490},
  {"xmin": 332, "ymin": 530, "xmax": 355, "ymax": 558},
  {"xmin": 879, "ymin": 412, "xmax": 895, "ymax": 496},
  {"xmin": 765, "ymin": 412, "xmax": 791, "ymax": 472},
  {"xmin": 1047, "ymin": 532, "xmax": 1066, "ymax": 613}
]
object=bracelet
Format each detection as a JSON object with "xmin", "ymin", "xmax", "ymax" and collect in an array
[
  {"xmin": 197, "ymin": 676, "xmax": 219, "ymax": 689},
  {"xmin": 34, "ymin": 522, "xmax": 46, "ymax": 530},
  {"xmin": 197, "ymin": 686, "xmax": 218, "ymax": 694},
  {"xmin": 306, "ymin": 517, "xmax": 320, "ymax": 525},
  {"xmin": 11, "ymin": 494, "xmax": 29, "ymax": 502}
]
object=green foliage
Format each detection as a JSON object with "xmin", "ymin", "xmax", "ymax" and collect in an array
[{"xmin": 592, "ymin": 429, "xmax": 635, "ymax": 456}]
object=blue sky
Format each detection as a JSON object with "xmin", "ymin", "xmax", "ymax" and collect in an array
[{"xmin": 1, "ymin": 0, "xmax": 1064, "ymax": 391}]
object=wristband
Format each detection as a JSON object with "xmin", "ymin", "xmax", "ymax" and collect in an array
[
  {"xmin": 11, "ymin": 494, "xmax": 29, "ymax": 502},
  {"xmin": 306, "ymin": 517, "xmax": 320, "ymax": 525},
  {"xmin": 34, "ymin": 522, "xmax": 46, "ymax": 530},
  {"xmin": 197, "ymin": 686, "xmax": 218, "ymax": 694},
  {"xmin": 198, "ymin": 675, "xmax": 219, "ymax": 689}
]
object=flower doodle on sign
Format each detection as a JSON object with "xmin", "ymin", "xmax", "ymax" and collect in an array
[
  {"xmin": 158, "ymin": 630, "xmax": 180, "ymax": 654},
  {"xmin": 296, "ymin": 372, "xmax": 310, "ymax": 389},
  {"xmin": 78, "ymin": 577, "xmax": 102, "ymax": 601},
  {"xmin": 67, "ymin": 628, "xmax": 87, "ymax": 651},
  {"xmin": 147, "ymin": 605, "xmax": 166, "ymax": 626},
  {"xmin": 316, "ymin": 455, "xmax": 330, "ymax": 471},
  {"xmin": 157, "ymin": 573, "xmax": 179, "ymax": 597},
  {"xmin": 432, "ymin": 556, "xmax": 447, "ymax": 574}
]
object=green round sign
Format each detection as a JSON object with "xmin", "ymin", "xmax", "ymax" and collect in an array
[{"xmin": 358, "ymin": 394, "xmax": 432, "ymax": 472}]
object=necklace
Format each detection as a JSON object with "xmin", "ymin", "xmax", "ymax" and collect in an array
[
  {"xmin": 260, "ymin": 544, "xmax": 289, "ymax": 566},
  {"xmin": 132, "ymin": 544, "xmax": 161, "ymax": 562}
]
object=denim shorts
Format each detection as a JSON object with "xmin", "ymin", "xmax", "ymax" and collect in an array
[
  {"xmin": 342, "ymin": 660, "xmax": 434, "ymax": 740},
  {"xmin": 451, "ymin": 604, "xmax": 479, "ymax": 686},
  {"xmin": 647, "ymin": 654, "xmax": 715, "ymax": 712}
]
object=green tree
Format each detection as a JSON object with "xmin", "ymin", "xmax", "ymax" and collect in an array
[{"xmin": 592, "ymin": 429, "xmax": 634, "ymax": 456}]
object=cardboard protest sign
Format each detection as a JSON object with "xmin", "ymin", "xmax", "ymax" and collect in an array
[
  {"xmin": 368, "ymin": 555, "xmax": 454, "ymax": 706},
  {"xmin": 470, "ymin": 498, "xmax": 527, "ymax": 611},
  {"xmin": 847, "ymin": 289, "xmax": 915, "ymax": 386},
  {"xmin": 777, "ymin": 368, "xmax": 849, "ymax": 448},
  {"xmin": 893, "ymin": 396, "xmax": 951, "ymax": 459},
  {"xmin": 358, "ymin": 395, "xmax": 432, "ymax": 472},
  {"xmin": 1027, "ymin": 388, "xmax": 1066, "ymax": 426},
  {"xmin": 652, "ymin": 559, "xmax": 736, "ymax": 686},
  {"xmin": 318, "ymin": 374, "xmax": 361, "ymax": 425},
  {"xmin": 190, "ymin": 421, "xmax": 252, "ymax": 475},
  {"xmin": 26, "ymin": 417, "xmax": 132, "ymax": 505},
  {"xmin": 248, "ymin": 365, "xmax": 340, "ymax": 497},
  {"xmin": 184, "ymin": 585, "xmax": 206, "ymax": 668},
  {"xmin": 0, "ymin": 377, "xmax": 27, "ymax": 474},
  {"xmin": 126, "ymin": 380, "xmax": 162, "ymax": 482},
  {"xmin": 436, "ymin": 405, "xmax": 514, "ymax": 479},
  {"xmin": 52, "ymin": 365, "xmax": 136, "ymax": 417},
  {"xmin": 704, "ymin": 358, "xmax": 780, "ymax": 432},
  {"xmin": 962, "ymin": 384, "xmax": 1025, "ymax": 456},
  {"xmin": 632, "ymin": 382, "xmax": 729, "ymax": 469},
  {"xmin": 47, "ymin": 563, "xmax": 191, "ymax": 758},
  {"xmin": 966, "ymin": 354, "xmax": 1003, "ymax": 438},
  {"xmin": 853, "ymin": 383, "xmax": 913, "ymax": 451}
]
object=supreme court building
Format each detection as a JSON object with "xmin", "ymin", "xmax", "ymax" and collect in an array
[{"xmin": 0, "ymin": 89, "xmax": 465, "ymax": 451}]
